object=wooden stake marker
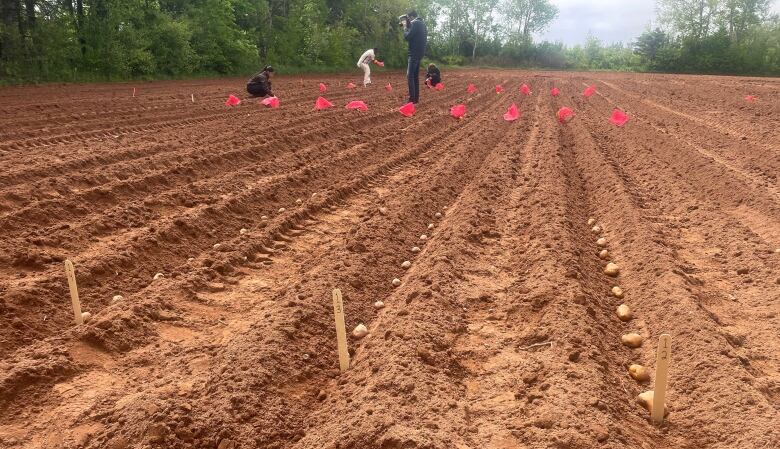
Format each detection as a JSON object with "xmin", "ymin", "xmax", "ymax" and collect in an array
[
  {"xmin": 652, "ymin": 334, "xmax": 672, "ymax": 425},
  {"xmin": 64, "ymin": 260, "xmax": 83, "ymax": 325},
  {"xmin": 132, "ymin": 88, "xmax": 136, "ymax": 97},
  {"xmin": 332, "ymin": 288, "xmax": 350, "ymax": 372},
  {"xmin": 191, "ymin": 94, "xmax": 195, "ymax": 103}
]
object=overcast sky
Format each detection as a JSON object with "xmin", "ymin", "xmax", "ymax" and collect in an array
[{"xmin": 536, "ymin": 0, "xmax": 780, "ymax": 46}]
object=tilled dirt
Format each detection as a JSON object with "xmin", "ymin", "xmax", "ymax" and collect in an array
[{"xmin": 0, "ymin": 70, "xmax": 778, "ymax": 449}]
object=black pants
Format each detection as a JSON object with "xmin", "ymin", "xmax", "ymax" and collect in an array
[
  {"xmin": 247, "ymin": 83, "xmax": 268, "ymax": 97},
  {"xmin": 407, "ymin": 56, "xmax": 421, "ymax": 103}
]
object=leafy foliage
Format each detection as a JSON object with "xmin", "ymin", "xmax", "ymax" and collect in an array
[{"xmin": 0, "ymin": 0, "xmax": 777, "ymax": 83}]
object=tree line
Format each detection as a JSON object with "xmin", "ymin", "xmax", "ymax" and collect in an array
[{"xmin": 0, "ymin": 0, "xmax": 777, "ymax": 83}]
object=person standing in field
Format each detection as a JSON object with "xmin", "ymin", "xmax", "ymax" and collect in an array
[
  {"xmin": 357, "ymin": 48, "xmax": 381, "ymax": 87},
  {"xmin": 402, "ymin": 11, "xmax": 427, "ymax": 104},
  {"xmin": 246, "ymin": 65, "xmax": 274, "ymax": 97}
]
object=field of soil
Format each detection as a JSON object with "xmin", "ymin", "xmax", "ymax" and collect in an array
[{"xmin": 0, "ymin": 69, "xmax": 778, "ymax": 449}]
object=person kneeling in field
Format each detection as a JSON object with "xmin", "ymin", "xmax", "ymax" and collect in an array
[
  {"xmin": 247, "ymin": 66, "xmax": 275, "ymax": 97},
  {"xmin": 357, "ymin": 48, "xmax": 382, "ymax": 87},
  {"xmin": 425, "ymin": 63, "xmax": 441, "ymax": 88}
]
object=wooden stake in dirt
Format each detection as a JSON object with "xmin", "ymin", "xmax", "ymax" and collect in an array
[
  {"xmin": 652, "ymin": 334, "xmax": 672, "ymax": 425},
  {"xmin": 132, "ymin": 88, "xmax": 136, "ymax": 97},
  {"xmin": 64, "ymin": 260, "xmax": 84, "ymax": 325},
  {"xmin": 332, "ymin": 288, "xmax": 350, "ymax": 372},
  {"xmin": 191, "ymin": 94, "xmax": 195, "ymax": 103}
]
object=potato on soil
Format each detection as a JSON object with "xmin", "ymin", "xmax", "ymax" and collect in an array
[
  {"xmin": 629, "ymin": 364, "xmax": 651, "ymax": 382},
  {"xmin": 352, "ymin": 324, "xmax": 368, "ymax": 339},
  {"xmin": 612, "ymin": 286, "xmax": 624, "ymax": 298},
  {"xmin": 213, "ymin": 243, "xmax": 221, "ymax": 250},
  {"xmin": 401, "ymin": 261, "xmax": 411, "ymax": 269},
  {"xmin": 621, "ymin": 333, "xmax": 643, "ymax": 348},
  {"xmin": 153, "ymin": 272, "xmax": 164, "ymax": 280},
  {"xmin": 392, "ymin": 278, "xmax": 401, "ymax": 287},
  {"xmin": 261, "ymin": 215, "xmax": 268, "ymax": 220},
  {"xmin": 637, "ymin": 390, "xmax": 669, "ymax": 416},
  {"xmin": 112, "ymin": 295, "xmax": 124, "ymax": 302},
  {"xmin": 411, "ymin": 246, "xmax": 421, "ymax": 253},
  {"xmin": 428, "ymin": 223, "xmax": 434, "ymax": 230},
  {"xmin": 278, "ymin": 207, "xmax": 285, "ymax": 213},
  {"xmin": 379, "ymin": 207, "xmax": 388, "ymax": 215},
  {"xmin": 81, "ymin": 311, "xmax": 92, "ymax": 323},
  {"xmin": 420, "ymin": 234, "xmax": 428, "ymax": 241},
  {"xmin": 596, "ymin": 237, "xmax": 607, "ymax": 247},
  {"xmin": 604, "ymin": 262, "xmax": 620, "ymax": 276},
  {"xmin": 240, "ymin": 228, "xmax": 248, "ymax": 235},
  {"xmin": 616, "ymin": 304, "xmax": 632, "ymax": 321},
  {"xmin": 587, "ymin": 218, "xmax": 596, "ymax": 226},
  {"xmin": 591, "ymin": 225, "xmax": 602, "ymax": 234},
  {"xmin": 435, "ymin": 212, "xmax": 442, "ymax": 218},
  {"xmin": 296, "ymin": 199, "xmax": 302, "ymax": 204},
  {"xmin": 599, "ymin": 249, "xmax": 610, "ymax": 260},
  {"xmin": 374, "ymin": 301, "xmax": 385, "ymax": 309}
]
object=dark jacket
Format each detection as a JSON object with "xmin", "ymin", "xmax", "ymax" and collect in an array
[
  {"xmin": 404, "ymin": 18, "xmax": 427, "ymax": 59},
  {"xmin": 247, "ymin": 71, "xmax": 273, "ymax": 96},
  {"xmin": 425, "ymin": 67, "xmax": 441, "ymax": 85}
]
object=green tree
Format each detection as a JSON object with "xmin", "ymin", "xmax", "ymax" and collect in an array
[{"xmin": 501, "ymin": 0, "xmax": 558, "ymax": 43}]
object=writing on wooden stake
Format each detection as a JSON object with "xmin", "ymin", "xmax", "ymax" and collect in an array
[
  {"xmin": 652, "ymin": 334, "xmax": 672, "ymax": 425},
  {"xmin": 64, "ymin": 260, "xmax": 83, "ymax": 325},
  {"xmin": 332, "ymin": 288, "xmax": 350, "ymax": 372}
]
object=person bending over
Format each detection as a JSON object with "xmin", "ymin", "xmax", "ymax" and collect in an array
[
  {"xmin": 357, "ymin": 48, "xmax": 381, "ymax": 87},
  {"xmin": 247, "ymin": 66, "xmax": 275, "ymax": 97},
  {"xmin": 425, "ymin": 63, "xmax": 441, "ymax": 87}
]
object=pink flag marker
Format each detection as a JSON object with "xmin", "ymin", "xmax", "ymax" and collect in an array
[
  {"xmin": 467, "ymin": 84, "xmax": 477, "ymax": 94},
  {"xmin": 435, "ymin": 83, "xmax": 444, "ymax": 91},
  {"xmin": 520, "ymin": 84, "xmax": 531, "ymax": 95},
  {"xmin": 551, "ymin": 87, "xmax": 560, "ymax": 97},
  {"xmin": 346, "ymin": 100, "xmax": 368, "ymax": 111},
  {"xmin": 503, "ymin": 103, "xmax": 520, "ymax": 121},
  {"xmin": 583, "ymin": 85, "xmax": 596, "ymax": 97},
  {"xmin": 347, "ymin": 82, "xmax": 356, "ymax": 89},
  {"xmin": 557, "ymin": 106, "xmax": 575, "ymax": 123},
  {"xmin": 609, "ymin": 108, "xmax": 629, "ymax": 127},
  {"xmin": 496, "ymin": 85, "xmax": 504, "ymax": 94},
  {"xmin": 261, "ymin": 96, "xmax": 280, "ymax": 108},
  {"xmin": 450, "ymin": 104, "xmax": 466, "ymax": 119},
  {"xmin": 399, "ymin": 102, "xmax": 415, "ymax": 117},
  {"xmin": 314, "ymin": 96, "xmax": 334, "ymax": 110},
  {"xmin": 744, "ymin": 95, "xmax": 757, "ymax": 102},
  {"xmin": 319, "ymin": 83, "xmax": 327, "ymax": 93},
  {"xmin": 386, "ymin": 83, "xmax": 393, "ymax": 91},
  {"xmin": 225, "ymin": 94, "xmax": 241, "ymax": 106}
]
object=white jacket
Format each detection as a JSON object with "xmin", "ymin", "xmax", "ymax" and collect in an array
[{"xmin": 357, "ymin": 49, "xmax": 375, "ymax": 66}]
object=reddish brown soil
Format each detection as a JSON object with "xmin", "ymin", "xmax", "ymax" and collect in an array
[{"xmin": 1, "ymin": 70, "xmax": 779, "ymax": 449}]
